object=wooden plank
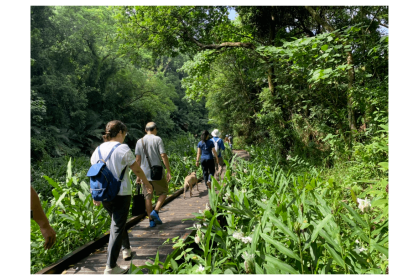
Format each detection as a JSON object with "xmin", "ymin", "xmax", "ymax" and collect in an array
[{"xmin": 36, "ymin": 180, "xmax": 202, "ymax": 274}]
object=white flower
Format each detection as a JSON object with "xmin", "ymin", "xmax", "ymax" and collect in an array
[
  {"xmin": 203, "ymin": 222, "xmax": 208, "ymax": 227},
  {"xmin": 194, "ymin": 223, "xmax": 202, "ymax": 229},
  {"xmin": 199, "ymin": 209, "xmax": 203, "ymax": 214},
  {"xmin": 261, "ymin": 198, "xmax": 267, "ymax": 202},
  {"xmin": 223, "ymin": 193, "xmax": 231, "ymax": 202},
  {"xmin": 205, "ymin": 203, "xmax": 210, "ymax": 210},
  {"xmin": 241, "ymin": 236, "xmax": 253, "ymax": 244},
  {"xmin": 241, "ymin": 189, "xmax": 246, "ymax": 193},
  {"xmin": 228, "ymin": 204, "xmax": 232, "ymax": 207},
  {"xmin": 183, "ymin": 157, "xmax": 187, "ymax": 161},
  {"xmin": 233, "ymin": 231, "xmax": 244, "ymax": 240},
  {"xmin": 355, "ymin": 240, "xmax": 359, "ymax": 244},
  {"xmin": 195, "ymin": 235, "xmax": 200, "ymax": 244},
  {"xmin": 197, "ymin": 264, "xmax": 205, "ymax": 272},
  {"xmin": 357, "ymin": 198, "xmax": 371, "ymax": 212},
  {"xmin": 241, "ymin": 251, "xmax": 255, "ymax": 260},
  {"xmin": 286, "ymin": 155, "xmax": 291, "ymax": 160},
  {"xmin": 359, "ymin": 247, "xmax": 367, "ymax": 252},
  {"xmin": 243, "ymin": 169, "xmax": 248, "ymax": 173}
]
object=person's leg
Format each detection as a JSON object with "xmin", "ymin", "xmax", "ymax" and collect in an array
[
  {"xmin": 154, "ymin": 177, "xmax": 168, "ymax": 212},
  {"xmin": 201, "ymin": 159, "xmax": 209, "ymax": 185},
  {"xmin": 103, "ymin": 195, "xmax": 131, "ymax": 268},
  {"xmin": 142, "ymin": 184, "xmax": 154, "ymax": 220},
  {"xmin": 208, "ymin": 159, "xmax": 216, "ymax": 187}
]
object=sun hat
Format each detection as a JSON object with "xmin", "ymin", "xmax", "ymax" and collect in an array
[{"xmin": 211, "ymin": 129, "xmax": 220, "ymax": 137}]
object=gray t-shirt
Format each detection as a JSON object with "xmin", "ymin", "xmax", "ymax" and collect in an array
[{"xmin": 135, "ymin": 134, "xmax": 166, "ymax": 181}]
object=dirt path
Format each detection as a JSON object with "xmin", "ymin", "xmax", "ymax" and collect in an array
[{"xmin": 63, "ymin": 150, "xmax": 249, "ymax": 274}]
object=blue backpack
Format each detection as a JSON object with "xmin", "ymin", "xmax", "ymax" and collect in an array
[{"xmin": 87, "ymin": 143, "xmax": 128, "ymax": 202}]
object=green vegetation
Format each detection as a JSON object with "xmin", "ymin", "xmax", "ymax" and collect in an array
[
  {"xmin": 127, "ymin": 125, "xmax": 388, "ymax": 274},
  {"xmin": 31, "ymin": 6, "xmax": 388, "ymax": 274}
]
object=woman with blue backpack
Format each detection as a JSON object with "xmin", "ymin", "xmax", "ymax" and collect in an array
[
  {"xmin": 195, "ymin": 130, "xmax": 219, "ymax": 189},
  {"xmin": 90, "ymin": 120, "xmax": 152, "ymax": 274}
]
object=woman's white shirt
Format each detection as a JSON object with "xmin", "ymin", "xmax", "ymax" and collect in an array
[{"xmin": 90, "ymin": 142, "xmax": 136, "ymax": 196}]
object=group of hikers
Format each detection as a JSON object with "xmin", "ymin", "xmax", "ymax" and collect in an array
[{"xmin": 31, "ymin": 119, "xmax": 233, "ymax": 274}]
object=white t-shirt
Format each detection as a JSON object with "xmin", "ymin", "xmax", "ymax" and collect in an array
[
  {"xmin": 90, "ymin": 142, "xmax": 136, "ymax": 196},
  {"xmin": 135, "ymin": 134, "xmax": 166, "ymax": 181}
]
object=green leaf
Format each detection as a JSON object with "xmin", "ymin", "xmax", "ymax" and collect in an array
[
  {"xmin": 265, "ymin": 255, "xmax": 299, "ymax": 274},
  {"xmin": 371, "ymin": 242, "xmax": 388, "ymax": 258},
  {"xmin": 224, "ymin": 268, "xmax": 234, "ymax": 274},
  {"xmin": 325, "ymin": 244, "xmax": 346, "ymax": 269},
  {"xmin": 321, "ymin": 44, "xmax": 329, "ymax": 51},
  {"xmin": 311, "ymin": 214, "xmax": 333, "ymax": 242},
  {"xmin": 341, "ymin": 202, "xmax": 368, "ymax": 228},
  {"xmin": 260, "ymin": 233, "xmax": 300, "ymax": 261},
  {"xmin": 44, "ymin": 175, "xmax": 59, "ymax": 190},
  {"xmin": 371, "ymin": 199, "xmax": 388, "ymax": 207},
  {"xmin": 269, "ymin": 214, "xmax": 298, "ymax": 242},
  {"xmin": 255, "ymin": 262, "xmax": 264, "ymax": 274},
  {"xmin": 251, "ymin": 223, "xmax": 261, "ymax": 254},
  {"xmin": 378, "ymin": 162, "xmax": 388, "ymax": 171}
]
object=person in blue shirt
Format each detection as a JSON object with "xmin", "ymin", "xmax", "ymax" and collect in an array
[
  {"xmin": 210, "ymin": 129, "xmax": 225, "ymax": 180},
  {"xmin": 195, "ymin": 130, "xmax": 219, "ymax": 189}
]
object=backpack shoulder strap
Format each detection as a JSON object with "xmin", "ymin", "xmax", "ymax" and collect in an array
[{"xmin": 103, "ymin": 143, "xmax": 121, "ymax": 163}]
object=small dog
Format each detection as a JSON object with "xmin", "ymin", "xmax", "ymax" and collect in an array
[{"xmin": 183, "ymin": 172, "xmax": 198, "ymax": 199}]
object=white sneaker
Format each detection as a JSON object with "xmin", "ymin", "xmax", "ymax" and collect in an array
[
  {"xmin": 122, "ymin": 247, "xmax": 132, "ymax": 260},
  {"xmin": 104, "ymin": 265, "xmax": 129, "ymax": 274}
]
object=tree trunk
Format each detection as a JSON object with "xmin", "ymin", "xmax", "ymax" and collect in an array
[{"xmin": 347, "ymin": 51, "xmax": 357, "ymax": 133}]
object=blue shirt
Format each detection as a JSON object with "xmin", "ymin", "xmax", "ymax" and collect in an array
[
  {"xmin": 211, "ymin": 137, "xmax": 225, "ymax": 157},
  {"xmin": 198, "ymin": 139, "xmax": 215, "ymax": 160}
]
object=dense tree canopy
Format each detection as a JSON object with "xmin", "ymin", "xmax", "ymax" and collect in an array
[{"xmin": 31, "ymin": 5, "xmax": 388, "ymax": 164}]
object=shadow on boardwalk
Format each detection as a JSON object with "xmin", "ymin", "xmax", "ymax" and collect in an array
[{"xmin": 63, "ymin": 150, "xmax": 249, "ymax": 274}]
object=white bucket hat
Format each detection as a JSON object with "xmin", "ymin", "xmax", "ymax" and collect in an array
[{"xmin": 211, "ymin": 129, "xmax": 220, "ymax": 137}]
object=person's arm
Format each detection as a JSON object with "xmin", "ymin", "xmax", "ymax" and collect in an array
[
  {"xmin": 131, "ymin": 159, "xmax": 151, "ymax": 187},
  {"xmin": 130, "ymin": 161, "xmax": 154, "ymax": 198},
  {"xmin": 212, "ymin": 148, "xmax": 219, "ymax": 164},
  {"xmin": 31, "ymin": 186, "xmax": 56, "ymax": 250},
  {"xmin": 196, "ymin": 148, "xmax": 202, "ymax": 167},
  {"xmin": 135, "ymin": 154, "xmax": 142, "ymax": 184},
  {"xmin": 161, "ymin": 153, "xmax": 171, "ymax": 182}
]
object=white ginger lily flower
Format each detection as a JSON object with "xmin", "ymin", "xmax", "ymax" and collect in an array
[
  {"xmin": 241, "ymin": 236, "xmax": 253, "ymax": 244},
  {"xmin": 195, "ymin": 235, "xmax": 200, "ymax": 244},
  {"xmin": 197, "ymin": 264, "xmax": 205, "ymax": 272},
  {"xmin": 241, "ymin": 251, "xmax": 255, "ymax": 260},
  {"xmin": 357, "ymin": 198, "xmax": 371, "ymax": 212},
  {"xmin": 233, "ymin": 231, "xmax": 244, "ymax": 240}
]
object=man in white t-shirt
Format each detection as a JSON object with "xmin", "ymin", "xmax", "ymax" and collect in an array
[{"xmin": 135, "ymin": 122, "xmax": 172, "ymax": 228}]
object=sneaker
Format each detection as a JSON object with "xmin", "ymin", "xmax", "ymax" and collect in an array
[
  {"xmin": 122, "ymin": 247, "xmax": 132, "ymax": 261},
  {"xmin": 104, "ymin": 265, "xmax": 129, "ymax": 274},
  {"xmin": 150, "ymin": 210, "xmax": 162, "ymax": 224},
  {"xmin": 206, "ymin": 181, "xmax": 211, "ymax": 190},
  {"xmin": 149, "ymin": 220, "xmax": 156, "ymax": 228}
]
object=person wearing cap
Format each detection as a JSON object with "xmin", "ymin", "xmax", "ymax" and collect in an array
[{"xmin": 211, "ymin": 129, "xmax": 225, "ymax": 180}]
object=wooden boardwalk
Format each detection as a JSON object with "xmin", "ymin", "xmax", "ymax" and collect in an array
[{"xmin": 63, "ymin": 150, "xmax": 248, "ymax": 274}]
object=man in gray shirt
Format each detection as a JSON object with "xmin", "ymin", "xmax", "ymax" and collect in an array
[{"xmin": 135, "ymin": 122, "xmax": 171, "ymax": 227}]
